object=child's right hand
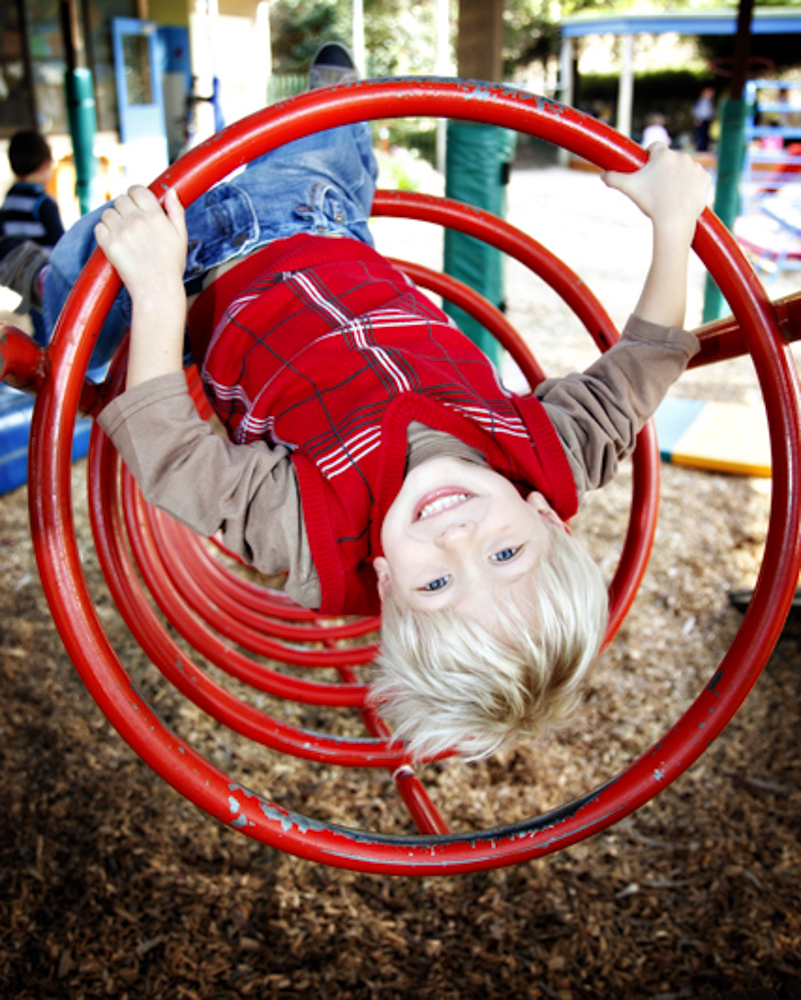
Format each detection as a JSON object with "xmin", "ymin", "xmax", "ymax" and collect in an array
[
  {"xmin": 601, "ymin": 143, "xmax": 711, "ymax": 239},
  {"xmin": 95, "ymin": 186, "xmax": 189, "ymax": 390},
  {"xmin": 94, "ymin": 186, "xmax": 187, "ymax": 301}
]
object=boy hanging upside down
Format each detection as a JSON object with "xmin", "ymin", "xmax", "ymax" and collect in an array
[{"xmin": 66, "ymin": 69, "xmax": 711, "ymax": 761}]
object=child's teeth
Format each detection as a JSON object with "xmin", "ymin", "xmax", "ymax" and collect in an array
[{"xmin": 419, "ymin": 493, "xmax": 470, "ymax": 519}]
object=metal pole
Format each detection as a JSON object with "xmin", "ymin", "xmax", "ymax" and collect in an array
[
  {"xmin": 558, "ymin": 36, "xmax": 574, "ymax": 107},
  {"xmin": 352, "ymin": 0, "xmax": 365, "ymax": 77},
  {"xmin": 702, "ymin": 0, "xmax": 754, "ymax": 322},
  {"xmin": 59, "ymin": 0, "xmax": 98, "ymax": 215},
  {"xmin": 616, "ymin": 33, "xmax": 634, "ymax": 138},
  {"xmin": 435, "ymin": 0, "xmax": 451, "ymax": 173}
]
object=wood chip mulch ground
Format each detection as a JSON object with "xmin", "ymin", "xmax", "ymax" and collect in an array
[{"xmin": 1, "ymin": 163, "xmax": 800, "ymax": 999}]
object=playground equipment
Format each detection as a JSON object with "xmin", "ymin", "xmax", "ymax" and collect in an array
[
  {"xmin": 2, "ymin": 79, "xmax": 801, "ymax": 875},
  {"xmin": 736, "ymin": 80, "xmax": 801, "ymax": 280},
  {"xmin": 741, "ymin": 79, "xmax": 801, "ymax": 215}
]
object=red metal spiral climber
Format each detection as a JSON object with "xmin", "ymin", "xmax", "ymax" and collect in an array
[{"xmin": 5, "ymin": 79, "xmax": 800, "ymax": 874}]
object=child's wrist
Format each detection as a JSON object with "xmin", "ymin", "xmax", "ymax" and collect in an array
[{"xmin": 651, "ymin": 221, "xmax": 696, "ymax": 258}]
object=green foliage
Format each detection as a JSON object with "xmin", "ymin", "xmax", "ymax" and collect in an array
[
  {"xmin": 267, "ymin": 74, "xmax": 307, "ymax": 106},
  {"xmin": 503, "ymin": 0, "xmax": 561, "ymax": 76},
  {"xmin": 697, "ymin": 31, "xmax": 801, "ymax": 74},
  {"xmin": 363, "ymin": 0, "xmax": 426, "ymax": 77},
  {"xmin": 268, "ymin": 0, "xmax": 801, "ymax": 149},
  {"xmin": 269, "ymin": 0, "xmax": 441, "ymax": 78},
  {"xmin": 375, "ymin": 145, "xmax": 436, "ymax": 190},
  {"xmin": 502, "ymin": 0, "xmax": 801, "ymax": 78},
  {"xmin": 379, "ymin": 118, "xmax": 438, "ymax": 166},
  {"xmin": 269, "ymin": 0, "xmax": 351, "ymax": 73}
]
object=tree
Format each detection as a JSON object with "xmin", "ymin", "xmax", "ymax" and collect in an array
[
  {"xmin": 270, "ymin": 0, "xmax": 441, "ymax": 77},
  {"xmin": 502, "ymin": 0, "xmax": 801, "ymax": 80},
  {"xmin": 269, "ymin": 0, "xmax": 350, "ymax": 73}
]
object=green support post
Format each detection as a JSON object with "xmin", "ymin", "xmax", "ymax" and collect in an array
[
  {"xmin": 65, "ymin": 67, "xmax": 99, "ymax": 216},
  {"xmin": 443, "ymin": 121, "xmax": 517, "ymax": 366},
  {"xmin": 702, "ymin": 97, "xmax": 748, "ymax": 323}
]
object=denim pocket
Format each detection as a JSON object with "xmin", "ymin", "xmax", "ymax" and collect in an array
[{"xmin": 184, "ymin": 183, "xmax": 259, "ymax": 277}]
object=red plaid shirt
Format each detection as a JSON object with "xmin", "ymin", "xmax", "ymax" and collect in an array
[{"xmin": 189, "ymin": 234, "xmax": 577, "ymax": 615}]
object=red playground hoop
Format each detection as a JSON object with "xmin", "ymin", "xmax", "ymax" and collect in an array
[{"xmin": 27, "ymin": 78, "xmax": 801, "ymax": 874}]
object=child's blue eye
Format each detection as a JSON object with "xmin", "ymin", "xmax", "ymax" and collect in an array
[
  {"xmin": 422, "ymin": 576, "xmax": 449, "ymax": 592},
  {"xmin": 491, "ymin": 547, "xmax": 520, "ymax": 562}
]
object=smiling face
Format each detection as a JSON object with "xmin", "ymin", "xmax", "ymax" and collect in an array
[{"xmin": 374, "ymin": 457, "xmax": 569, "ymax": 630}]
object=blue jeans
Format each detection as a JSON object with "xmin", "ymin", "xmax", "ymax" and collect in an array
[{"xmin": 42, "ymin": 123, "xmax": 378, "ymax": 368}]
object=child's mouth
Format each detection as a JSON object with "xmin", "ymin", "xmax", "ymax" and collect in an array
[{"xmin": 414, "ymin": 490, "xmax": 474, "ymax": 521}]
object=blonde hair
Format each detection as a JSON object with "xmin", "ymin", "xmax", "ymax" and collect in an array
[{"xmin": 369, "ymin": 520, "xmax": 609, "ymax": 762}]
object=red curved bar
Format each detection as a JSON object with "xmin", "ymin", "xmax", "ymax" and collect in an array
[
  {"xmin": 155, "ymin": 512, "xmax": 379, "ymax": 645},
  {"xmin": 139, "ymin": 494, "xmax": 376, "ymax": 668},
  {"xmin": 336, "ymin": 663, "xmax": 450, "ymax": 835},
  {"xmin": 29, "ymin": 79, "xmax": 801, "ymax": 873},
  {"xmin": 87, "ymin": 426, "xmax": 412, "ymax": 765},
  {"xmin": 121, "ymin": 468, "xmax": 372, "ymax": 691}
]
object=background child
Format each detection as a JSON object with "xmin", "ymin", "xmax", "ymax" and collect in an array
[
  {"xmin": 0, "ymin": 129, "xmax": 65, "ymax": 337},
  {"xmin": 642, "ymin": 112, "xmax": 672, "ymax": 149},
  {"xmin": 0, "ymin": 129, "xmax": 64, "ymax": 252},
  {"xmin": 692, "ymin": 87, "xmax": 716, "ymax": 153}
]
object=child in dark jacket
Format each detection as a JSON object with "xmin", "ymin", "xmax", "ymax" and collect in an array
[
  {"xmin": 0, "ymin": 130, "xmax": 65, "ymax": 335},
  {"xmin": 0, "ymin": 130, "xmax": 64, "ymax": 251}
]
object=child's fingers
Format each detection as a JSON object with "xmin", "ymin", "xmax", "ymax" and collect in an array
[
  {"xmin": 602, "ymin": 142, "xmax": 667, "ymax": 192},
  {"xmin": 599, "ymin": 167, "xmax": 629, "ymax": 192},
  {"xmin": 93, "ymin": 219, "xmax": 109, "ymax": 249},
  {"xmin": 163, "ymin": 187, "xmax": 187, "ymax": 242},
  {"xmin": 600, "ymin": 160, "xmax": 649, "ymax": 194},
  {"xmin": 125, "ymin": 185, "xmax": 160, "ymax": 212},
  {"xmin": 95, "ymin": 187, "xmax": 148, "ymax": 236},
  {"xmin": 94, "ymin": 205, "xmax": 122, "ymax": 248},
  {"xmin": 602, "ymin": 144, "xmax": 710, "ymax": 225},
  {"xmin": 95, "ymin": 185, "xmax": 183, "ymax": 244}
]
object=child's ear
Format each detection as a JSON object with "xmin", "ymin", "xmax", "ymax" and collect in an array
[
  {"xmin": 526, "ymin": 491, "xmax": 569, "ymax": 531},
  {"xmin": 373, "ymin": 556, "xmax": 391, "ymax": 602}
]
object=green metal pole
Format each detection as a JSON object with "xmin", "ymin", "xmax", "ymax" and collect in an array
[
  {"xmin": 702, "ymin": 0, "xmax": 753, "ymax": 323},
  {"xmin": 443, "ymin": 121, "xmax": 516, "ymax": 366},
  {"xmin": 60, "ymin": 0, "xmax": 98, "ymax": 216},
  {"xmin": 65, "ymin": 67, "xmax": 99, "ymax": 216},
  {"xmin": 702, "ymin": 98, "xmax": 748, "ymax": 322}
]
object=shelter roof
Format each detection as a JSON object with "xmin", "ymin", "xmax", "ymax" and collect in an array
[{"xmin": 560, "ymin": 7, "xmax": 801, "ymax": 38}]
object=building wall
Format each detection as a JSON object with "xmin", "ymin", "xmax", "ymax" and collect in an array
[{"xmin": 2, "ymin": 0, "xmax": 271, "ymax": 217}]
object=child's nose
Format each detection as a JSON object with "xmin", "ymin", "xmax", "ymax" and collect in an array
[{"xmin": 435, "ymin": 519, "xmax": 475, "ymax": 546}]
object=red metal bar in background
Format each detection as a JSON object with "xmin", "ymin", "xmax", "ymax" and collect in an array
[
  {"xmin": 691, "ymin": 289, "xmax": 801, "ymax": 368},
  {"xmin": 336, "ymin": 664, "xmax": 450, "ymax": 836},
  {"xmin": 0, "ymin": 320, "xmax": 109, "ymax": 413},
  {"xmin": 0, "ymin": 322, "xmax": 48, "ymax": 393}
]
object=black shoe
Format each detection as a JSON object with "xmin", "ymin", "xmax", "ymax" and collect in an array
[
  {"xmin": 0, "ymin": 239, "xmax": 49, "ymax": 313},
  {"xmin": 309, "ymin": 41, "xmax": 359, "ymax": 90}
]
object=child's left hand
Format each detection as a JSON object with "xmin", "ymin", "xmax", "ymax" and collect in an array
[
  {"xmin": 601, "ymin": 143, "xmax": 711, "ymax": 238},
  {"xmin": 601, "ymin": 144, "xmax": 712, "ymax": 329},
  {"xmin": 94, "ymin": 186, "xmax": 187, "ymax": 302}
]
